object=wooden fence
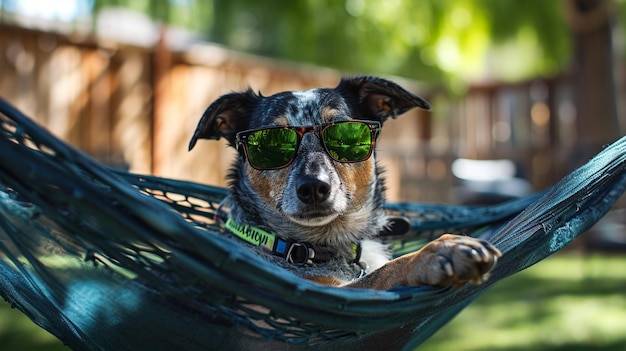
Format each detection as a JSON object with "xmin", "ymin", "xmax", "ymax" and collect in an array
[{"xmin": 1, "ymin": 24, "xmax": 621, "ymax": 204}]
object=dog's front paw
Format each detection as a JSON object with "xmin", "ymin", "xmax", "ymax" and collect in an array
[{"xmin": 409, "ymin": 234, "xmax": 501, "ymax": 289}]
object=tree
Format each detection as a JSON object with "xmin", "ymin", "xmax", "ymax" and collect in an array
[
  {"xmin": 86, "ymin": 0, "xmax": 575, "ymax": 87},
  {"xmin": 567, "ymin": 0, "xmax": 621, "ymax": 150},
  {"xmin": 206, "ymin": 0, "xmax": 574, "ymax": 87}
]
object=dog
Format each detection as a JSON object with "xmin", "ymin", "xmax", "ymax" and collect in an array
[{"xmin": 188, "ymin": 76, "xmax": 500, "ymax": 290}]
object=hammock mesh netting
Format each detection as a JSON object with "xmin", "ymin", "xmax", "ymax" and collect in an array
[{"xmin": 0, "ymin": 98, "xmax": 625, "ymax": 351}]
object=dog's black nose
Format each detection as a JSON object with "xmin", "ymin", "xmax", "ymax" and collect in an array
[{"xmin": 296, "ymin": 176, "xmax": 331, "ymax": 205}]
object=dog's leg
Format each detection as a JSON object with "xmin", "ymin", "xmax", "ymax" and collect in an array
[
  {"xmin": 345, "ymin": 234, "xmax": 501, "ymax": 290},
  {"xmin": 308, "ymin": 276, "xmax": 344, "ymax": 286}
]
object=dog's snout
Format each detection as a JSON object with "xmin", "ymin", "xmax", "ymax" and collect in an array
[{"xmin": 296, "ymin": 175, "xmax": 331, "ymax": 205}]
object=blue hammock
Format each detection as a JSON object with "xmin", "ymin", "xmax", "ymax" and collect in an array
[{"xmin": 0, "ymin": 98, "xmax": 624, "ymax": 351}]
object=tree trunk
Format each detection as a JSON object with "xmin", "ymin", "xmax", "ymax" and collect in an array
[{"xmin": 568, "ymin": 0, "xmax": 620, "ymax": 156}]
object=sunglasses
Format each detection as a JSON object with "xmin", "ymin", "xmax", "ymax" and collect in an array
[{"xmin": 235, "ymin": 120, "xmax": 381, "ymax": 170}]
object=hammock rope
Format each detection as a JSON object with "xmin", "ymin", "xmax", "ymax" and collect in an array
[{"xmin": 0, "ymin": 98, "xmax": 624, "ymax": 351}]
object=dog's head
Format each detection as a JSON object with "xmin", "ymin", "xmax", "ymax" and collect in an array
[{"xmin": 189, "ymin": 76, "xmax": 429, "ymax": 244}]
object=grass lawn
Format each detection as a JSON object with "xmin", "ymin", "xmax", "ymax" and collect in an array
[
  {"xmin": 419, "ymin": 252, "xmax": 626, "ymax": 351},
  {"xmin": 1, "ymin": 252, "xmax": 625, "ymax": 350}
]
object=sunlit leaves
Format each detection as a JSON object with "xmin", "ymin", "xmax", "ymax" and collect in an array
[{"xmin": 87, "ymin": 0, "xmax": 581, "ymax": 86}]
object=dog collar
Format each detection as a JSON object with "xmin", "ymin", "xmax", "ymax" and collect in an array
[{"xmin": 224, "ymin": 217, "xmax": 361, "ymax": 266}]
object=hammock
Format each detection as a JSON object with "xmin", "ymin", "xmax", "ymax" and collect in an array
[{"xmin": 0, "ymin": 98, "xmax": 624, "ymax": 351}]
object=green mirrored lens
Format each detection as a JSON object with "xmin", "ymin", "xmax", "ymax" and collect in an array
[
  {"xmin": 323, "ymin": 122, "xmax": 372, "ymax": 162},
  {"xmin": 246, "ymin": 128, "xmax": 297, "ymax": 168}
]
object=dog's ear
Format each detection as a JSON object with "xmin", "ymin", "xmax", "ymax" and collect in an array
[
  {"xmin": 188, "ymin": 89, "xmax": 260, "ymax": 150},
  {"xmin": 335, "ymin": 76, "xmax": 430, "ymax": 124}
]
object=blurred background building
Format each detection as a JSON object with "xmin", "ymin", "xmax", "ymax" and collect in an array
[{"xmin": 0, "ymin": 0, "xmax": 624, "ymax": 205}]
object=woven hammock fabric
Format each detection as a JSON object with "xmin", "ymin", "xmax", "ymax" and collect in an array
[{"xmin": 0, "ymin": 98, "xmax": 625, "ymax": 351}]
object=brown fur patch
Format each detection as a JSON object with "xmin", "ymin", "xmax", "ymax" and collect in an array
[
  {"xmin": 246, "ymin": 164, "xmax": 289, "ymax": 207},
  {"xmin": 335, "ymin": 158, "xmax": 375, "ymax": 207},
  {"xmin": 307, "ymin": 276, "xmax": 343, "ymax": 286},
  {"xmin": 321, "ymin": 107, "xmax": 340, "ymax": 123},
  {"xmin": 273, "ymin": 116, "xmax": 288, "ymax": 126}
]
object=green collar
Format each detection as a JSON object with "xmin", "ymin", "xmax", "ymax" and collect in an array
[{"xmin": 225, "ymin": 217, "xmax": 361, "ymax": 266}]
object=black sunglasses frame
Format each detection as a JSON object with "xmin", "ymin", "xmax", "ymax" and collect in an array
[{"xmin": 235, "ymin": 120, "xmax": 382, "ymax": 170}]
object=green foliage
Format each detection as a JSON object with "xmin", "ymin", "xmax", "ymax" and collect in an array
[
  {"xmin": 88, "ymin": 0, "xmax": 575, "ymax": 87},
  {"xmin": 91, "ymin": 0, "xmax": 214, "ymax": 33}
]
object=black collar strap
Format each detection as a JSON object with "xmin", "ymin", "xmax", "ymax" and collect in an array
[{"xmin": 224, "ymin": 217, "xmax": 361, "ymax": 266}]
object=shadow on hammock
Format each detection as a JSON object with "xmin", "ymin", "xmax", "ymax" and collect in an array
[{"xmin": 0, "ymin": 98, "xmax": 625, "ymax": 351}]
